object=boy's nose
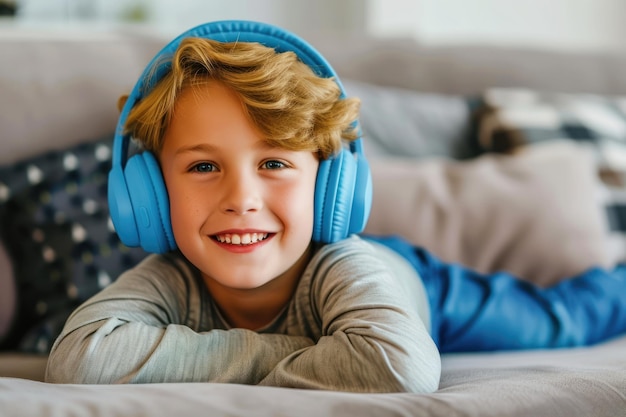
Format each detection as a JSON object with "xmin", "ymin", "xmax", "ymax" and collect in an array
[{"xmin": 219, "ymin": 172, "xmax": 263, "ymax": 215}]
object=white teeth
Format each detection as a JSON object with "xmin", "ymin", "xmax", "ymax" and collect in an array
[{"xmin": 215, "ymin": 233, "xmax": 268, "ymax": 245}]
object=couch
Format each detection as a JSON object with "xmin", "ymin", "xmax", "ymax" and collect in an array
[{"xmin": 0, "ymin": 24, "xmax": 625, "ymax": 416}]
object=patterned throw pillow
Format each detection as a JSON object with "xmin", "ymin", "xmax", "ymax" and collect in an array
[
  {"xmin": 476, "ymin": 88, "xmax": 626, "ymax": 173},
  {"xmin": 474, "ymin": 88, "xmax": 626, "ymax": 263},
  {"xmin": 0, "ymin": 135, "xmax": 148, "ymax": 353}
]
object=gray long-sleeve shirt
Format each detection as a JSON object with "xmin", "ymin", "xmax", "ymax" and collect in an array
[{"xmin": 45, "ymin": 236, "xmax": 440, "ymax": 393}]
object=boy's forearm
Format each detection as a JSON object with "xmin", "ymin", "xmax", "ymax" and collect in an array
[
  {"xmin": 258, "ymin": 324, "xmax": 440, "ymax": 394},
  {"xmin": 45, "ymin": 319, "xmax": 314, "ymax": 385}
]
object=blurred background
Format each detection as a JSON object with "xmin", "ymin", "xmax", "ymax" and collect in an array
[{"xmin": 1, "ymin": 0, "xmax": 625, "ymax": 52}]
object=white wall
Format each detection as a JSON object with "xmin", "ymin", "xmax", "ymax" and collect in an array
[
  {"xmin": 367, "ymin": 0, "xmax": 626, "ymax": 52},
  {"xmin": 15, "ymin": 0, "xmax": 367, "ymax": 37},
  {"xmin": 13, "ymin": 0, "xmax": 626, "ymax": 52},
  {"xmin": 146, "ymin": 0, "xmax": 367, "ymax": 38}
]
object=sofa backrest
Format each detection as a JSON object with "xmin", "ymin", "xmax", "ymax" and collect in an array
[
  {"xmin": 0, "ymin": 27, "xmax": 166, "ymax": 165},
  {"xmin": 3, "ymin": 26, "xmax": 626, "ymax": 164}
]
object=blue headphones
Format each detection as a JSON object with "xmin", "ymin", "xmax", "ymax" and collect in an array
[{"xmin": 108, "ymin": 20, "xmax": 372, "ymax": 254}]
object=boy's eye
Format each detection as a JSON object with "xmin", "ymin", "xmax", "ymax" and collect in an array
[
  {"xmin": 262, "ymin": 160, "xmax": 286, "ymax": 170},
  {"xmin": 191, "ymin": 162, "xmax": 216, "ymax": 173}
]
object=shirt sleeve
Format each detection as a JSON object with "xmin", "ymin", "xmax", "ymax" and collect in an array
[
  {"xmin": 258, "ymin": 237, "xmax": 441, "ymax": 393},
  {"xmin": 45, "ymin": 253, "xmax": 314, "ymax": 385}
]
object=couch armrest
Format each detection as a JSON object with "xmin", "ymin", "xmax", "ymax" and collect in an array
[{"xmin": 0, "ymin": 353, "xmax": 48, "ymax": 381}]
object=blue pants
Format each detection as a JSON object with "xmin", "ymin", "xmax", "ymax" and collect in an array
[{"xmin": 364, "ymin": 235, "xmax": 626, "ymax": 353}]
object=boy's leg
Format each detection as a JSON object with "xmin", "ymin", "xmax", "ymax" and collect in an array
[{"xmin": 364, "ymin": 235, "xmax": 626, "ymax": 353}]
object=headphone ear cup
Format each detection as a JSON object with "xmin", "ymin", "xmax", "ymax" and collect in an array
[
  {"xmin": 108, "ymin": 164, "xmax": 140, "ymax": 248},
  {"xmin": 348, "ymin": 153, "xmax": 372, "ymax": 235},
  {"xmin": 313, "ymin": 149, "xmax": 357, "ymax": 243},
  {"xmin": 123, "ymin": 152, "xmax": 177, "ymax": 253}
]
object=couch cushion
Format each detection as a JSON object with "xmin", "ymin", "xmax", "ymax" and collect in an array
[
  {"xmin": 0, "ymin": 135, "xmax": 148, "ymax": 353},
  {"xmin": 364, "ymin": 140, "xmax": 615, "ymax": 287},
  {"xmin": 342, "ymin": 79, "xmax": 476, "ymax": 160}
]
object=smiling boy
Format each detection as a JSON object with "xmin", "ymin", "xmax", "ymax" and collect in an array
[
  {"xmin": 45, "ymin": 23, "xmax": 440, "ymax": 392},
  {"xmin": 45, "ymin": 21, "xmax": 626, "ymax": 393}
]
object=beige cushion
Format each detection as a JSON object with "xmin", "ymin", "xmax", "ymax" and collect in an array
[{"xmin": 364, "ymin": 141, "xmax": 614, "ymax": 287}]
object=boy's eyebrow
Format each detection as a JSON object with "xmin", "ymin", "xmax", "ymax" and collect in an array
[
  {"xmin": 174, "ymin": 143, "xmax": 218, "ymax": 155},
  {"xmin": 173, "ymin": 140, "xmax": 275, "ymax": 156}
]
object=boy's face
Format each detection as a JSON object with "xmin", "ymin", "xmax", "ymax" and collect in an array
[{"xmin": 159, "ymin": 81, "xmax": 319, "ymax": 291}]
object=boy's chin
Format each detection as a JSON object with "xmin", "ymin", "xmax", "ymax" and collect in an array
[{"xmin": 200, "ymin": 271, "xmax": 281, "ymax": 291}]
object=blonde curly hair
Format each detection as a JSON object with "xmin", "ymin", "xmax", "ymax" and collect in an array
[{"xmin": 119, "ymin": 37, "xmax": 360, "ymax": 160}]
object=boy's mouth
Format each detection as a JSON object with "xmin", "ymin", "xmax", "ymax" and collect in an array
[{"xmin": 213, "ymin": 232, "xmax": 270, "ymax": 246}]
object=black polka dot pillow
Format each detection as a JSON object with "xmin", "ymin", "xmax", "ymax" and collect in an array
[{"xmin": 0, "ymin": 135, "xmax": 148, "ymax": 353}]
